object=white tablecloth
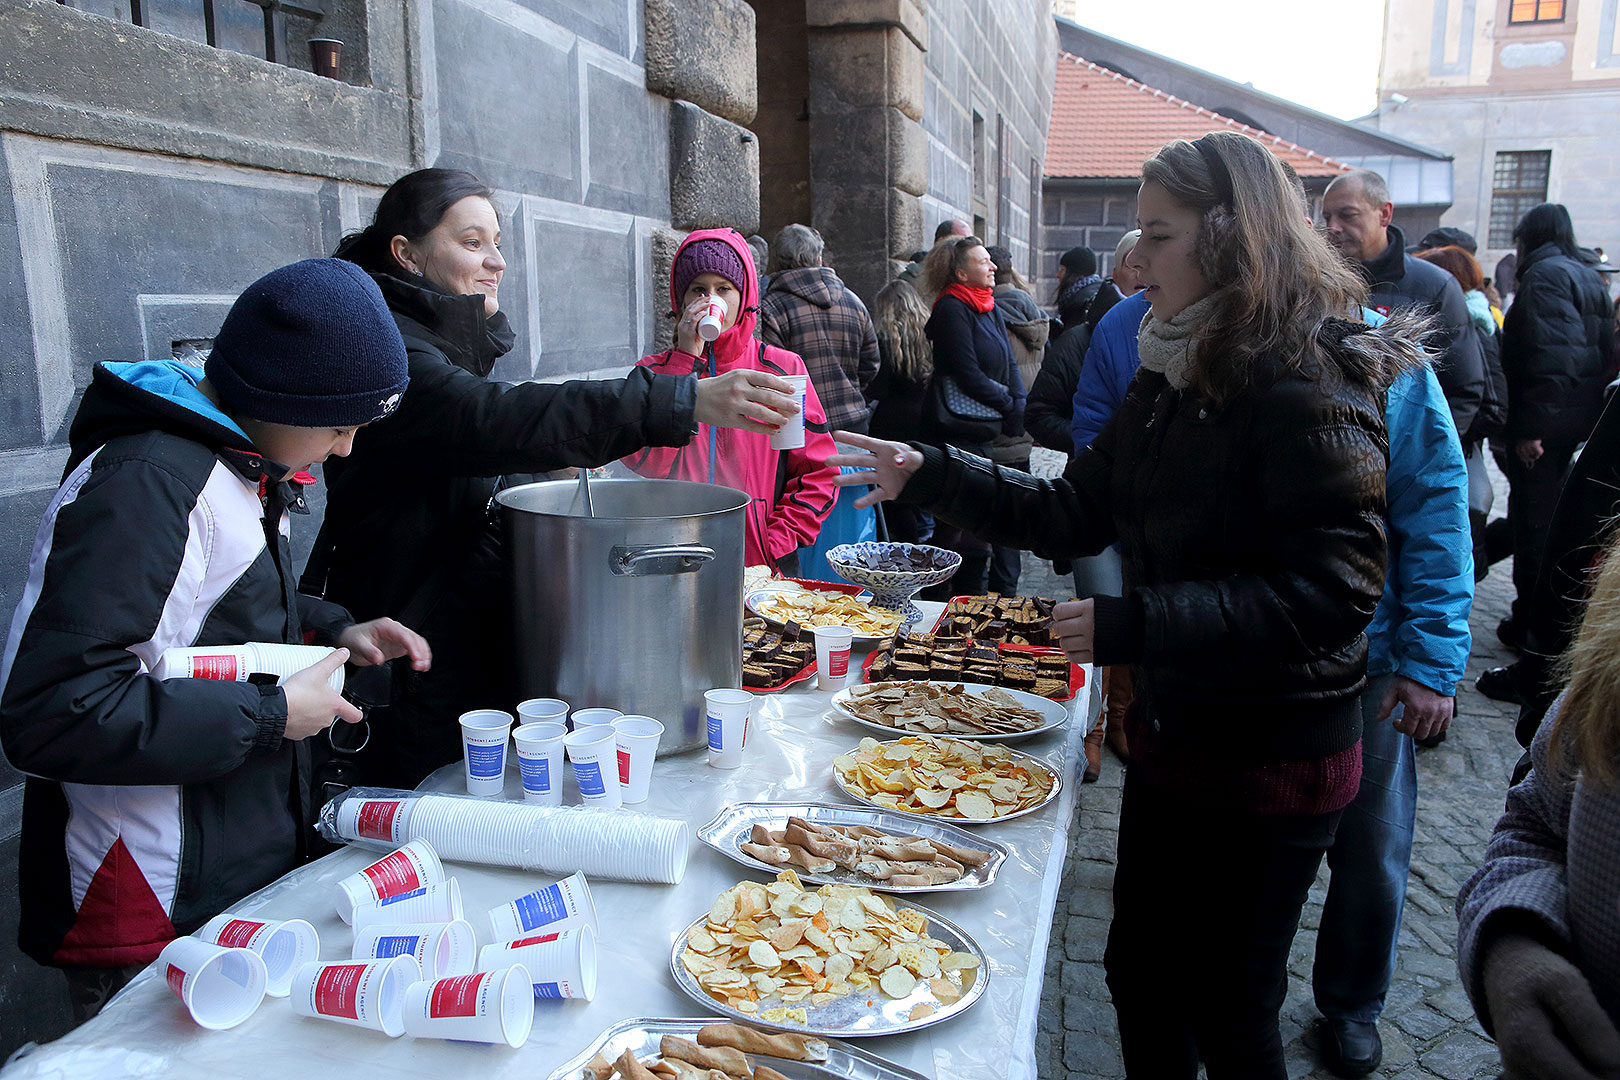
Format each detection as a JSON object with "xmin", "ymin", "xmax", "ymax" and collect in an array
[{"xmin": 2, "ymin": 606, "xmax": 1093, "ymax": 1080}]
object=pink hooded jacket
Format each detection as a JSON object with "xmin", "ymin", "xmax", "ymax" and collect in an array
[{"xmin": 624, "ymin": 229, "xmax": 838, "ymax": 569}]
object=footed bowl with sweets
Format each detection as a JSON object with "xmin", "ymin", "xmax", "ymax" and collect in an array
[{"xmin": 825, "ymin": 543, "xmax": 961, "ymax": 624}]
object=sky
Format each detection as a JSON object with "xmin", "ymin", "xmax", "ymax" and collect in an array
[{"xmin": 1069, "ymin": 1, "xmax": 1389, "ymax": 121}]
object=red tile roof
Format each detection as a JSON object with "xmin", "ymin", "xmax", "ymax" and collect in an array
[{"xmin": 1047, "ymin": 53, "xmax": 1353, "ymax": 180}]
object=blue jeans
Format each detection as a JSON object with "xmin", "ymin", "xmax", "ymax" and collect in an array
[{"xmin": 1313, "ymin": 674, "xmax": 1417, "ymax": 1022}]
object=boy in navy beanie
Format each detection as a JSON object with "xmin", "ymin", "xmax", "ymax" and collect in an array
[{"xmin": 0, "ymin": 258, "xmax": 427, "ymax": 1018}]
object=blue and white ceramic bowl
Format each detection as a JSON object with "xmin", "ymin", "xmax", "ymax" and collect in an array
[{"xmin": 825, "ymin": 542, "xmax": 961, "ymax": 623}]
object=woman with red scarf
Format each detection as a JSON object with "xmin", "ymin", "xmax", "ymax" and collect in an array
[{"xmin": 918, "ymin": 236, "xmax": 1026, "ymax": 595}]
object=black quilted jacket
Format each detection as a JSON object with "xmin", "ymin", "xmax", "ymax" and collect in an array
[{"xmin": 1501, "ymin": 242, "xmax": 1616, "ymax": 445}]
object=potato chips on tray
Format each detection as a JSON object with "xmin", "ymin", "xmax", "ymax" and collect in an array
[
  {"xmin": 835, "ymin": 681, "xmax": 1059, "ymax": 738},
  {"xmin": 747, "ymin": 587, "xmax": 904, "ymax": 639},
  {"xmin": 833, "ymin": 735, "xmax": 1060, "ymax": 823},
  {"xmin": 671, "ymin": 870, "xmax": 986, "ymax": 1037}
]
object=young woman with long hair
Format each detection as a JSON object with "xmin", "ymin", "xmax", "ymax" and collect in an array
[
  {"xmin": 865, "ymin": 280, "xmax": 933, "ymax": 543},
  {"xmin": 830, "ymin": 131, "xmax": 1421, "ymax": 1078}
]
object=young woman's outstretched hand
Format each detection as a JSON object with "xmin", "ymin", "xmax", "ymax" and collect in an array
[{"xmin": 826, "ymin": 431, "xmax": 924, "ymax": 508}]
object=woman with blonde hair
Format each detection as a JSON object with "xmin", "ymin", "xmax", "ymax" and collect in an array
[
  {"xmin": 829, "ymin": 130, "xmax": 1421, "ymax": 1078},
  {"xmin": 866, "ymin": 279, "xmax": 934, "ymax": 544},
  {"xmin": 1458, "ymin": 530, "xmax": 1620, "ymax": 1080}
]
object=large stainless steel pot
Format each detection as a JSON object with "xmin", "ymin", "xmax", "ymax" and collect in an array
[{"xmin": 496, "ymin": 478, "xmax": 746, "ymax": 755}]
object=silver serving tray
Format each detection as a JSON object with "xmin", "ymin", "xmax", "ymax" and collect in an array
[
  {"xmin": 698, "ymin": 801, "xmax": 1008, "ymax": 893},
  {"xmin": 669, "ymin": 897, "xmax": 987, "ymax": 1038},
  {"xmin": 547, "ymin": 1016, "xmax": 931, "ymax": 1080},
  {"xmin": 832, "ymin": 681, "xmax": 1070, "ymax": 742},
  {"xmin": 832, "ymin": 737, "xmax": 1064, "ymax": 825}
]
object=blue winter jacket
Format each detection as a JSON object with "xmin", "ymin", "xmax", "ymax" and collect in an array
[
  {"xmin": 1069, "ymin": 291, "xmax": 1151, "ymax": 450},
  {"xmin": 1366, "ymin": 365, "xmax": 1473, "ymax": 695}
]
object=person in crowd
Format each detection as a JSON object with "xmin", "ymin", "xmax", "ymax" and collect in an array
[
  {"xmin": 1084, "ymin": 230, "xmax": 1144, "ymax": 330},
  {"xmin": 915, "ymin": 235, "xmax": 1025, "ymax": 600},
  {"xmin": 746, "ymin": 233, "xmax": 771, "ymax": 296},
  {"xmin": 626, "ymin": 228, "xmax": 839, "ymax": 574},
  {"xmin": 899, "ymin": 219, "xmax": 970, "ymax": 284},
  {"xmin": 1415, "ymin": 244, "xmax": 1508, "ymax": 595},
  {"xmin": 1490, "ymin": 203, "xmax": 1615, "ymax": 651},
  {"xmin": 829, "ymin": 131, "xmax": 1413, "ymax": 1079},
  {"xmin": 759, "ymin": 224, "xmax": 879, "ymax": 435},
  {"xmin": 983, "ymin": 244, "xmax": 1049, "ymax": 595},
  {"xmin": 1321, "ymin": 168, "xmax": 1486, "ymax": 442},
  {"xmin": 1417, "ymin": 225, "xmax": 1478, "ymax": 255},
  {"xmin": 314, "ymin": 168, "xmax": 800, "ymax": 789},
  {"xmin": 1457, "ymin": 527, "xmax": 1620, "ymax": 1080},
  {"xmin": 1312, "ymin": 349, "xmax": 1473, "ymax": 1078},
  {"xmin": 866, "ymin": 279, "xmax": 935, "ymax": 545},
  {"xmin": 1052, "ymin": 246, "xmax": 1103, "ymax": 332},
  {"xmin": 0, "ymin": 259, "xmax": 432, "ymax": 1021}
]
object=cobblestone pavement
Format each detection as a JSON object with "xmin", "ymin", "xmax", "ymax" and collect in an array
[{"xmin": 1022, "ymin": 450, "xmax": 1522, "ymax": 1079}]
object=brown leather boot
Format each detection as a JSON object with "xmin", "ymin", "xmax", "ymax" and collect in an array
[
  {"xmin": 1082, "ymin": 724, "xmax": 1103, "ymax": 783},
  {"xmin": 1103, "ymin": 665, "xmax": 1133, "ymax": 765}
]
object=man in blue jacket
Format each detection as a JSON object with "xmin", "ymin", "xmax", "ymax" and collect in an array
[
  {"xmin": 1068, "ymin": 289, "xmax": 1151, "ymax": 454},
  {"xmin": 1312, "ymin": 362, "xmax": 1474, "ymax": 1076}
]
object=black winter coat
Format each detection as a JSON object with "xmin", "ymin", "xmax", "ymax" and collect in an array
[
  {"xmin": 1501, "ymin": 242, "xmax": 1616, "ymax": 445},
  {"xmin": 921, "ymin": 294, "xmax": 1025, "ymax": 443},
  {"xmin": 1025, "ymin": 323, "xmax": 1091, "ymax": 454},
  {"xmin": 309, "ymin": 274, "xmax": 699, "ymax": 786},
  {"xmin": 901, "ymin": 326, "xmax": 1393, "ymax": 767}
]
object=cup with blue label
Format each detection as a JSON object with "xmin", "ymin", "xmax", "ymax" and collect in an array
[
  {"xmin": 511, "ymin": 722, "xmax": 567, "ymax": 806},
  {"xmin": 487, "ymin": 871, "xmax": 598, "ymax": 942},
  {"xmin": 477, "ymin": 925, "xmax": 596, "ymax": 1001},
  {"xmin": 563, "ymin": 725, "xmax": 622, "ymax": 808},
  {"xmin": 458, "ymin": 709, "xmax": 514, "ymax": 796},
  {"xmin": 351, "ymin": 878, "xmax": 464, "ymax": 933},
  {"xmin": 351, "ymin": 919, "xmax": 477, "ymax": 980},
  {"xmin": 704, "ymin": 689, "xmax": 753, "ymax": 769}
]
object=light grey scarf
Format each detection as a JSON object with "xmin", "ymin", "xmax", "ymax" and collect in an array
[{"xmin": 1136, "ymin": 294, "xmax": 1221, "ymax": 390}]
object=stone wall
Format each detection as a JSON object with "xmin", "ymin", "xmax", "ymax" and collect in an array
[{"xmin": 1038, "ymin": 180, "xmax": 1137, "ymax": 306}]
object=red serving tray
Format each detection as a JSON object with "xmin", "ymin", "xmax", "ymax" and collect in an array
[
  {"xmin": 745, "ymin": 656, "xmax": 818, "ymax": 693},
  {"xmin": 860, "ymin": 640, "xmax": 1085, "ymax": 702},
  {"xmin": 932, "ymin": 596, "xmax": 1061, "ymax": 645},
  {"xmin": 779, "ymin": 577, "xmax": 865, "ymax": 596}
]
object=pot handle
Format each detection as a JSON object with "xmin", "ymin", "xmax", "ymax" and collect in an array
[{"xmin": 610, "ymin": 544, "xmax": 716, "ymax": 576}]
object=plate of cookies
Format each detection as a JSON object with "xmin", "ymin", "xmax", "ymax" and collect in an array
[
  {"xmin": 862, "ymin": 634, "xmax": 1082, "ymax": 700},
  {"xmin": 831, "ymin": 680, "xmax": 1068, "ymax": 741}
]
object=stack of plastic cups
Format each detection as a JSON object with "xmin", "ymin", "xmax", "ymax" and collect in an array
[
  {"xmin": 351, "ymin": 879, "xmax": 463, "ymax": 934},
  {"xmin": 524, "ymin": 812, "xmax": 690, "ymax": 884},
  {"xmin": 704, "ymin": 689, "xmax": 753, "ymax": 769},
  {"xmin": 563, "ymin": 726, "xmax": 622, "ymax": 809},
  {"xmin": 408, "ymin": 796, "xmax": 542, "ymax": 865},
  {"xmin": 352, "ymin": 920, "xmax": 478, "ymax": 979},
  {"xmin": 334, "ymin": 840, "xmax": 445, "ymax": 924},
  {"xmin": 478, "ymin": 926, "xmax": 596, "ymax": 1001},
  {"xmin": 611, "ymin": 716, "xmax": 663, "ymax": 804},
  {"xmin": 515, "ymin": 698, "xmax": 568, "ymax": 727},
  {"xmin": 195, "ymin": 913, "xmax": 319, "ymax": 998},
  {"xmin": 568, "ymin": 707, "xmax": 621, "ymax": 733},
  {"xmin": 512, "ymin": 723, "xmax": 567, "ymax": 806},
  {"xmin": 289, "ymin": 955, "xmax": 418, "ymax": 1037},
  {"xmin": 334, "ymin": 795, "xmax": 418, "ymax": 844},
  {"xmin": 401, "ymin": 966, "xmax": 534, "ymax": 1048},
  {"xmin": 459, "ymin": 709, "xmax": 513, "ymax": 796},
  {"xmin": 157, "ymin": 937, "xmax": 268, "ymax": 1029}
]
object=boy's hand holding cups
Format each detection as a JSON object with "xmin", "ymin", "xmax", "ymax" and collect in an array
[{"xmin": 283, "ymin": 648, "xmax": 361, "ymax": 741}]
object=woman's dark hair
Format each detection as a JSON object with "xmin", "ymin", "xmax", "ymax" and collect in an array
[
  {"xmin": 333, "ymin": 168, "xmax": 497, "ymax": 277},
  {"xmin": 1513, "ymin": 203, "xmax": 1578, "ymax": 259}
]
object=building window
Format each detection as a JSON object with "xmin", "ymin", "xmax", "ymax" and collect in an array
[
  {"xmin": 56, "ymin": 0, "xmax": 325, "ymax": 64},
  {"xmin": 1489, "ymin": 150, "xmax": 1551, "ymax": 248},
  {"xmin": 1508, "ymin": 0, "xmax": 1563, "ymax": 23},
  {"xmin": 971, "ymin": 111, "xmax": 986, "ymax": 203}
]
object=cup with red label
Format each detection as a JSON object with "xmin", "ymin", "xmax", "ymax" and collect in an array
[
  {"xmin": 335, "ymin": 840, "xmax": 444, "ymax": 924},
  {"xmin": 400, "ymin": 966, "xmax": 534, "ymax": 1048},
  {"xmin": 813, "ymin": 625, "xmax": 856, "ymax": 691},
  {"xmin": 352, "ymin": 919, "xmax": 477, "ymax": 980},
  {"xmin": 610, "ymin": 715, "xmax": 663, "ymax": 804},
  {"xmin": 477, "ymin": 925, "xmax": 595, "ymax": 1001},
  {"xmin": 459, "ymin": 709, "xmax": 513, "ymax": 796},
  {"xmin": 289, "ymin": 955, "xmax": 418, "ymax": 1038},
  {"xmin": 195, "ymin": 913, "xmax": 319, "ymax": 998},
  {"xmin": 488, "ymin": 871, "xmax": 597, "ymax": 942},
  {"xmin": 704, "ymin": 689, "xmax": 753, "ymax": 769},
  {"xmin": 157, "ymin": 937, "xmax": 268, "ymax": 1029},
  {"xmin": 516, "ymin": 697, "xmax": 569, "ymax": 726},
  {"xmin": 511, "ymin": 722, "xmax": 567, "ymax": 806},
  {"xmin": 696, "ymin": 294, "xmax": 728, "ymax": 342},
  {"xmin": 351, "ymin": 878, "xmax": 463, "ymax": 933},
  {"xmin": 770, "ymin": 374, "xmax": 809, "ymax": 450},
  {"xmin": 563, "ymin": 726, "xmax": 622, "ymax": 808},
  {"xmin": 334, "ymin": 796, "xmax": 416, "ymax": 845}
]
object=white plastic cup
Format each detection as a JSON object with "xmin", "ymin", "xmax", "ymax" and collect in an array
[
  {"xmin": 568, "ymin": 707, "xmax": 622, "ymax": 732},
  {"xmin": 158, "ymin": 937, "xmax": 268, "ymax": 1030},
  {"xmin": 563, "ymin": 726, "xmax": 622, "ymax": 808},
  {"xmin": 351, "ymin": 878, "xmax": 464, "ymax": 933},
  {"xmin": 477, "ymin": 926, "xmax": 596, "ymax": 1001},
  {"xmin": 289, "ymin": 955, "xmax": 418, "ymax": 1038},
  {"xmin": 611, "ymin": 716, "xmax": 664, "ymax": 804},
  {"xmin": 696, "ymin": 294, "xmax": 727, "ymax": 342},
  {"xmin": 335, "ymin": 840, "xmax": 444, "ymax": 924},
  {"xmin": 511, "ymin": 722, "xmax": 567, "ymax": 806},
  {"xmin": 152, "ymin": 643, "xmax": 343, "ymax": 693},
  {"xmin": 813, "ymin": 625, "xmax": 856, "ymax": 690},
  {"xmin": 352, "ymin": 920, "xmax": 477, "ymax": 980},
  {"xmin": 488, "ymin": 871, "xmax": 598, "ymax": 942},
  {"xmin": 770, "ymin": 374, "xmax": 809, "ymax": 450},
  {"xmin": 195, "ymin": 914, "xmax": 319, "ymax": 998},
  {"xmin": 334, "ymin": 796, "xmax": 415, "ymax": 844},
  {"xmin": 516, "ymin": 698, "xmax": 569, "ymax": 726},
  {"xmin": 705, "ymin": 689, "xmax": 753, "ymax": 769},
  {"xmin": 400, "ymin": 965, "xmax": 535, "ymax": 1048},
  {"xmin": 459, "ymin": 709, "xmax": 513, "ymax": 796}
]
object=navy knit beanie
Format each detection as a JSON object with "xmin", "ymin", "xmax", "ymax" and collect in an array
[
  {"xmin": 672, "ymin": 238, "xmax": 749, "ymax": 302},
  {"xmin": 206, "ymin": 259, "xmax": 410, "ymax": 428}
]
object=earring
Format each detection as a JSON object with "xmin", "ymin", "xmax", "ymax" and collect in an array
[{"xmin": 412, "ymin": 268, "xmax": 425, "ymax": 277}]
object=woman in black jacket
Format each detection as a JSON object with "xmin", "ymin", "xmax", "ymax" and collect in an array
[
  {"xmin": 309, "ymin": 169, "xmax": 799, "ymax": 788},
  {"xmin": 831, "ymin": 132, "xmax": 1415, "ymax": 1079},
  {"xmin": 866, "ymin": 279, "xmax": 934, "ymax": 544}
]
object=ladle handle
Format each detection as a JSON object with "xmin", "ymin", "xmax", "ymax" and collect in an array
[{"xmin": 610, "ymin": 544, "xmax": 715, "ymax": 576}]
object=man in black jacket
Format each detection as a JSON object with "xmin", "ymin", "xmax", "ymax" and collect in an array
[{"xmin": 1322, "ymin": 170, "xmax": 1486, "ymax": 441}]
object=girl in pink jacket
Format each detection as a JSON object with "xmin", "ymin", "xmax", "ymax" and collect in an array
[{"xmin": 625, "ymin": 229, "xmax": 838, "ymax": 571}]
